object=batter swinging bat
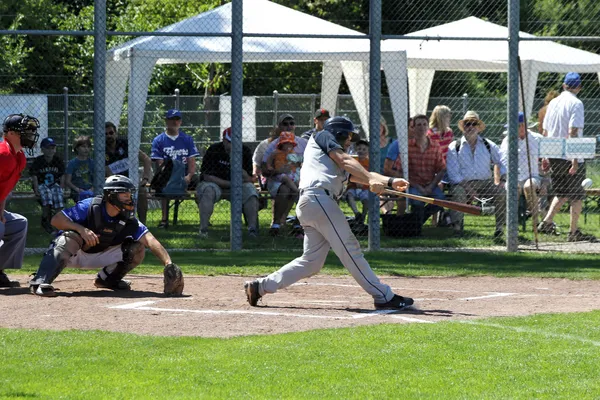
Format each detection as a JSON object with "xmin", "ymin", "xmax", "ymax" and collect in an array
[{"xmin": 381, "ymin": 187, "xmax": 482, "ymax": 216}]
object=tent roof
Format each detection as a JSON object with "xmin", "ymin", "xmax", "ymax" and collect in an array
[
  {"xmin": 109, "ymin": 0, "xmax": 377, "ymax": 63},
  {"xmin": 382, "ymin": 16, "xmax": 600, "ymax": 72}
]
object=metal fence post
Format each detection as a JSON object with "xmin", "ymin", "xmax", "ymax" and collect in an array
[
  {"xmin": 230, "ymin": 0, "xmax": 243, "ymax": 250},
  {"xmin": 272, "ymin": 90, "xmax": 279, "ymax": 127},
  {"xmin": 174, "ymin": 88, "xmax": 180, "ymax": 110},
  {"xmin": 310, "ymin": 93, "xmax": 316, "ymax": 125},
  {"xmin": 63, "ymin": 87, "xmax": 69, "ymax": 163},
  {"xmin": 93, "ymin": 0, "xmax": 106, "ymax": 194},
  {"xmin": 462, "ymin": 93, "xmax": 469, "ymax": 115}
]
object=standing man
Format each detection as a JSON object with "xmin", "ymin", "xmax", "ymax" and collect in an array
[
  {"xmin": 0, "ymin": 114, "xmax": 40, "ymax": 287},
  {"xmin": 538, "ymin": 72, "xmax": 596, "ymax": 242},
  {"xmin": 151, "ymin": 109, "xmax": 200, "ymax": 228},
  {"xmin": 244, "ymin": 116, "xmax": 414, "ymax": 310},
  {"xmin": 105, "ymin": 122, "xmax": 153, "ymax": 224},
  {"xmin": 301, "ymin": 108, "xmax": 330, "ymax": 140}
]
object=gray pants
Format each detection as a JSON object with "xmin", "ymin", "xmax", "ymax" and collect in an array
[
  {"xmin": 257, "ymin": 188, "xmax": 393, "ymax": 304},
  {"xmin": 0, "ymin": 211, "xmax": 28, "ymax": 270},
  {"xmin": 450, "ymin": 179, "xmax": 506, "ymax": 232}
]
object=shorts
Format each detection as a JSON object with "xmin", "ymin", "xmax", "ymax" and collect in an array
[
  {"xmin": 267, "ymin": 179, "xmax": 282, "ymax": 198},
  {"xmin": 196, "ymin": 181, "xmax": 258, "ymax": 205},
  {"xmin": 38, "ymin": 184, "xmax": 64, "ymax": 208},
  {"xmin": 517, "ymin": 177, "xmax": 541, "ymax": 190},
  {"xmin": 548, "ymin": 158, "xmax": 586, "ymax": 200},
  {"xmin": 68, "ymin": 244, "xmax": 123, "ymax": 270},
  {"xmin": 346, "ymin": 188, "xmax": 369, "ymax": 202}
]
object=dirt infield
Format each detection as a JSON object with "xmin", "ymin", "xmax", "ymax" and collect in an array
[{"xmin": 1, "ymin": 274, "xmax": 599, "ymax": 337}]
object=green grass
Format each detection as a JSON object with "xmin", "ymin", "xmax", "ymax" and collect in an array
[{"xmin": 2, "ymin": 312, "xmax": 600, "ymax": 398}]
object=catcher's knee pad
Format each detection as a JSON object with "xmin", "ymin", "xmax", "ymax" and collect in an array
[
  {"xmin": 31, "ymin": 230, "xmax": 84, "ymax": 285},
  {"xmin": 122, "ymin": 238, "xmax": 145, "ymax": 267}
]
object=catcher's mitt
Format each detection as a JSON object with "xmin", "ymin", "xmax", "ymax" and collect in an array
[{"xmin": 163, "ymin": 263, "xmax": 184, "ymax": 296}]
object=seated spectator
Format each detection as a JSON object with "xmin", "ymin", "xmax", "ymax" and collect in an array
[
  {"xmin": 384, "ymin": 114, "xmax": 446, "ymax": 226},
  {"xmin": 196, "ymin": 128, "xmax": 259, "ymax": 238},
  {"xmin": 105, "ymin": 122, "xmax": 152, "ymax": 224},
  {"xmin": 30, "ymin": 137, "xmax": 65, "ymax": 235},
  {"xmin": 446, "ymin": 111, "xmax": 506, "ymax": 239},
  {"xmin": 265, "ymin": 132, "xmax": 301, "ymax": 195},
  {"xmin": 428, "ymin": 105, "xmax": 454, "ymax": 164},
  {"xmin": 151, "ymin": 109, "xmax": 199, "ymax": 228},
  {"xmin": 346, "ymin": 139, "xmax": 370, "ymax": 225},
  {"xmin": 301, "ymin": 108, "xmax": 330, "ymax": 140},
  {"xmin": 65, "ymin": 135, "xmax": 94, "ymax": 202}
]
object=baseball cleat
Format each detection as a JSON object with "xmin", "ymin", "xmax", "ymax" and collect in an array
[
  {"xmin": 94, "ymin": 277, "xmax": 132, "ymax": 291},
  {"xmin": 30, "ymin": 284, "xmax": 58, "ymax": 297},
  {"xmin": 0, "ymin": 271, "xmax": 20, "ymax": 288},
  {"xmin": 244, "ymin": 280, "xmax": 262, "ymax": 306},
  {"xmin": 374, "ymin": 294, "xmax": 414, "ymax": 310}
]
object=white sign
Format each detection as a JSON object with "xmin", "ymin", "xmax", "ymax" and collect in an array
[
  {"xmin": 219, "ymin": 96, "xmax": 256, "ymax": 142},
  {"xmin": 0, "ymin": 95, "xmax": 48, "ymax": 158}
]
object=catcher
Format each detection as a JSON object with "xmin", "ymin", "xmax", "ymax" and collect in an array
[{"xmin": 29, "ymin": 175, "xmax": 184, "ymax": 297}]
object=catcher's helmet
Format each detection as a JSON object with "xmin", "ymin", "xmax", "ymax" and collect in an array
[
  {"xmin": 323, "ymin": 116, "xmax": 360, "ymax": 144},
  {"xmin": 103, "ymin": 175, "xmax": 136, "ymax": 219},
  {"xmin": 2, "ymin": 114, "xmax": 40, "ymax": 150}
]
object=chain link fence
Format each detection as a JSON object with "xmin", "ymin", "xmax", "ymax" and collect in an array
[{"xmin": 2, "ymin": 0, "xmax": 599, "ymax": 253}]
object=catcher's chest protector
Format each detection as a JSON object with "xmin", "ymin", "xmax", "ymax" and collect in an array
[{"xmin": 85, "ymin": 196, "xmax": 138, "ymax": 253}]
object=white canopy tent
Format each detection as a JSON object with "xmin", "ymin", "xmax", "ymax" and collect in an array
[
  {"xmin": 382, "ymin": 17, "xmax": 600, "ymax": 116},
  {"xmin": 105, "ymin": 0, "xmax": 408, "ymax": 180}
]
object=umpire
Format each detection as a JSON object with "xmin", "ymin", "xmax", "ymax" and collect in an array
[{"xmin": 29, "ymin": 175, "xmax": 184, "ymax": 297}]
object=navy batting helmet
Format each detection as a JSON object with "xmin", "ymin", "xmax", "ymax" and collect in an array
[{"xmin": 323, "ymin": 116, "xmax": 360, "ymax": 144}]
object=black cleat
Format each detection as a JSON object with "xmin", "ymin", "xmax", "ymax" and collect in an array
[
  {"xmin": 375, "ymin": 294, "xmax": 414, "ymax": 310},
  {"xmin": 94, "ymin": 277, "xmax": 132, "ymax": 291},
  {"xmin": 0, "ymin": 271, "xmax": 20, "ymax": 288}
]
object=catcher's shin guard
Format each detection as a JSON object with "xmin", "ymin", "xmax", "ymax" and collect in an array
[
  {"xmin": 97, "ymin": 239, "xmax": 145, "ymax": 286},
  {"xmin": 30, "ymin": 230, "xmax": 84, "ymax": 286}
]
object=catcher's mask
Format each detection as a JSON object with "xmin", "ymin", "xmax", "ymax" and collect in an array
[
  {"xmin": 103, "ymin": 175, "xmax": 137, "ymax": 219},
  {"xmin": 3, "ymin": 114, "xmax": 41, "ymax": 153},
  {"xmin": 323, "ymin": 116, "xmax": 360, "ymax": 146}
]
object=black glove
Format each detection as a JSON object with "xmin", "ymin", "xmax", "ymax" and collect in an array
[{"xmin": 163, "ymin": 263, "xmax": 184, "ymax": 296}]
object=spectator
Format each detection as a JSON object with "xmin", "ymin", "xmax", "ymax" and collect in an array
[
  {"xmin": 378, "ymin": 115, "xmax": 392, "ymax": 172},
  {"xmin": 346, "ymin": 139, "xmax": 370, "ymax": 225},
  {"xmin": 301, "ymin": 108, "xmax": 330, "ymax": 140},
  {"xmin": 196, "ymin": 128, "xmax": 259, "ymax": 238},
  {"xmin": 428, "ymin": 105, "xmax": 454, "ymax": 162},
  {"xmin": 105, "ymin": 122, "xmax": 152, "ymax": 224},
  {"xmin": 537, "ymin": 90, "xmax": 560, "ymax": 135},
  {"xmin": 446, "ymin": 111, "xmax": 506, "ymax": 239},
  {"xmin": 499, "ymin": 112, "xmax": 542, "ymax": 218},
  {"xmin": 384, "ymin": 114, "xmax": 446, "ymax": 226},
  {"xmin": 538, "ymin": 72, "xmax": 596, "ymax": 242},
  {"xmin": 65, "ymin": 135, "xmax": 94, "ymax": 202},
  {"xmin": 0, "ymin": 113, "xmax": 40, "ymax": 287},
  {"xmin": 151, "ymin": 109, "xmax": 199, "ymax": 228},
  {"xmin": 265, "ymin": 131, "xmax": 301, "ymax": 195},
  {"xmin": 30, "ymin": 137, "xmax": 65, "ymax": 234}
]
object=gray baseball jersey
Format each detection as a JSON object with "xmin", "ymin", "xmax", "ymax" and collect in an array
[{"xmin": 256, "ymin": 130, "xmax": 395, "ymax": 304}]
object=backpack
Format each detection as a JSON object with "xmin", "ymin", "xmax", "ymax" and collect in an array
[{"xmin": 455, "ymin": 138, "xmax": 492, "ymax": 154}]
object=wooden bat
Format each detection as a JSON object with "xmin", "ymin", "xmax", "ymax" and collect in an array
[{"xmin": 382, "ymin": 187, "xmax": 482, "ymax": 216}]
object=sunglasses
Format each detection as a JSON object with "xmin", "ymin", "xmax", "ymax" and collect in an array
[
  {"xmin": 106, "ymin": 130, "xmax": 116, "ymax": 135},
  {"xmin": 281, "ymin": 120, "xmax": 295, "ymax": 127},
  {"xmin": 463, "ymin": 121, "xmax": 479, "ymax": 128}
]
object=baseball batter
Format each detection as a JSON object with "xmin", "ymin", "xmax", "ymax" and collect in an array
[{"xmin": 245, "ymin": 116, "xmax": 414, "ymax": 310}]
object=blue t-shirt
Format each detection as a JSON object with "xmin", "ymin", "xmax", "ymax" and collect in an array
[
  {"xmin": 380, "ymin": 140, "xmax": 392, "ymax": 171},
  {"xmin": 62, "ymin": 198, "xmax": 149, "ymax": 241},
  {"xmin": 66, "ymin": 158, "xmax": 94, "ymax": 190},
  {"xmin": 386, "ymin": 139, "xmax": 399, "ymax": 163},
  {"xmin": 151, "ymin": 131, "xmax": 199, "ymax": 173}
]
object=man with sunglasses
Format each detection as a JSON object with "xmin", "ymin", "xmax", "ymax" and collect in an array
[
  {"xmin": 446, "ymin": 111, "xmax": 507, "ymax": 240},
  {"xmin": 105, "ymin": 121, "xmax": 153, "ymax": 224}
]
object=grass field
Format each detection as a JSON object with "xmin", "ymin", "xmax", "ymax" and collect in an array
[{"xmin": 2, "ymin": 251, "xmax": 600, "ymax": 398}]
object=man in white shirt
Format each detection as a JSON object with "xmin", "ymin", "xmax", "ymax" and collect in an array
[
  {"xmin": 539, "ymin": 72, "xmax": 596, "ymax": 242},
  {"xmin": 446, "ymin": 111, "xmax": 506, "ymax": 240}
]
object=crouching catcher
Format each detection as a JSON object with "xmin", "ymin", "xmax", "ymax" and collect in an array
[{"xmin": 29, "ymin": 175, "xmax": 184, "ymax": 297}]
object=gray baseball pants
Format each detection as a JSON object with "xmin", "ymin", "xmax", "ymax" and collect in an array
[{"xmin": 0, "ymin": 211, "xmax": 28, "ymax": 270}]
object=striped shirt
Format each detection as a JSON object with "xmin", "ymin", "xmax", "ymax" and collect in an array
[
  {"xmin": 387, "ymin": 137, "xmax": 445, "ymax": 186},
  {"xmin": 427, "ymin": 128, "xmax": 454, "ymax": 161}
]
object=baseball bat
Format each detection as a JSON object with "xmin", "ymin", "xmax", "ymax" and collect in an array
[{"xmin": 381, "ymin": 187, "xmax": 482, "ymax": 216}]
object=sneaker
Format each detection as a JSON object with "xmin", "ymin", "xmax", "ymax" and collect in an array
[
  {"xmin": 537, "ymin": 221, "xmax": 560, "ymax": 235},
  {"xmin": 374, "ymin": 294, "xmax": 414, "ymax": 310},
  {"xmin": 30, "ymin": 283, "xmax": 57, "ymax": 297},
  {"xmin": 244, "ymin": 280, "xmax": 262, "ymax": 306},
  {"xmin": 94, "ymin": 277, "xmax": 132, "ymax": 291},
  {"xmin": 567, "ymin": 229, "xmax": 597, "ymax": 243},
  {"xmin": 0, "ymin": 271, "xmax": 20, "ymax": 288},
  {"xmin": 199, "ymin": 229, "xmax": 209, "ymax": 239},
  {"xmin": 248, "ymin": 228, "xmax": 259, "ymax": 238},
  {"xmin": 157, "ymin": 220, "xmax": 168, "ymax": 229}
]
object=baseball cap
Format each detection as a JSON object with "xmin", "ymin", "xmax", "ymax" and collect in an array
[
  {"xmin": 222, "ymin": 127, "xmax": 232, "ymax": 142},
  {"xmin": 277, "ymin": 114, "xmax": 294, "ymax": 125},
  {"xmin": 314, "ymin": 108, "xmax": 330, "ymax": 119},
  {"xmin": 356, "ymin": 139, "xmax": 369, "ymax": 147},
  {"xmin": 503, "ymin": 112, "xmax": 525, "ymax": 128},
  {"xmin": 40, "ymin": 137, "xmax": 56, "ymax": 148},
  {"xmin": 165, "ymin": 109, "xmax": 182, "ymax": 119},
  {"xmin": 564, "ymin": 72, "xmax": 582, "ymax": 88}
]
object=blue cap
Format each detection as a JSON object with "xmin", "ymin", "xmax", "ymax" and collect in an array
[
  {"xmin": 40, "ymin": 137, "xmax": 56, "ymax": 148},
  {"xmin": 564, "ymin": 72, "xmax": 582, "ymax": 88},
  {"xmin": 503, "ymin": 112, "xmax": 525, "ymax": 129},
  {"xmin": 165, "ymin": 109, "xmax": 182, "ymax": 119}
]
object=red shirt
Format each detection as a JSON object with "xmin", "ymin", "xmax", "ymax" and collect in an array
[
  {"xmin": 427, "ymin": 128, "xmax": 454, "ymax": 161},
  {"xmin": 0, "ymin": 139, "xmax": 26, "ymax": 202},
  {"xmin": 392, "ymin": 137, "xmax": 445, "ymax": 187}
]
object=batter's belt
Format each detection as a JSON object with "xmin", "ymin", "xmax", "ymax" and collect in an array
[{"xmin": 299, "ymin": 187, "xmax": 338, "ymax": 200}]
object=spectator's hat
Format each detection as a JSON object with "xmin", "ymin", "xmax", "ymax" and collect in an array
[
  {"xmin": 277, "ymin": 113, "xmax": 295, "ymax": 125},
  {"xmin": 40, "ymin": 137, "xmax": 56, "ymax": 148},
  {"xmin": 564, "ymin": 72, "xmax": 582, "ymax": 88},
  {"xmin": 165, "ymin": 109, "xmax": 182, "ymax": 119},
  {"xmin": 458, "ymin": 110, "xmax": 486, "ymax": 132},
  {"xmin": 356, "ymin": 139, "xmax": 369, "ymax": 147},
  {"xmin": 503, "ymin": 112, "xmax": 525, "ymax": 129},
  {"xmin": 222, "ymin": 127, "xmax": 232, "ymax": 142},
  {"xmin": 314, "ymin": 108, "xmax": 330, "ymax": 119},
  {"xmin": 277, "ymin": 131, "xmax": 297, "ymax": 148}
]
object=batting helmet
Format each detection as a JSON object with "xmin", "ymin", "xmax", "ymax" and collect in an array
[
  {"xmin": 323, "ymin": 116, "xmax": 360, "ymax": 144},
  {"xmin": 103, "ymin": 175, "xmax": 137, "ymax": 219},
  {"xmin": 2, "ymin": 114, "xmax": 40, "ymax": 150}
]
